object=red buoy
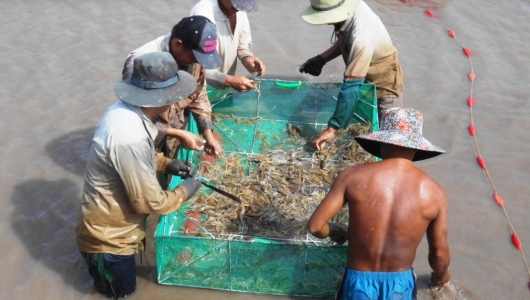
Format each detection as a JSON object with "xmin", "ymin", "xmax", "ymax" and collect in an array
[
  {"xmin": 425, "ymin": 10, "xmax": 435, "ymax": 18},
  {"xmin": 463, "ymin": 47, "xmax": 473, "ymax": 57},
  {"xmin": 467, "ymin": 96, "xmax": 475, "ymax": 107},
  {"xmin": 400, "ymin": 0, "xmax": 408, "ymax": 2},
  {"xmin": 447, "ymin": 29, "xmax": 456, "ymax": 39},
  {"xmin": 477, "ymin": 156, "xmax": 486, "ymax": 169},
  {"xmin": 468, "ymin": 124, "xmax": 476, "ymax": 136},
  {"xmin": 494, "ymin": 193, "xmax": 505, "ymax": 207},
  {"xmin": 469, "ymin": 72, "xmax": 476, "ymax": 82},
  {"xmin": 513, "ymin": 233, "xmax": 522, "ymax": 250}
]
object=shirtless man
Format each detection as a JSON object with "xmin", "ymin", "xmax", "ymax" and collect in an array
[{"xmin": 307, "ymin": 107, "xmax": 450, "ymax": 299}]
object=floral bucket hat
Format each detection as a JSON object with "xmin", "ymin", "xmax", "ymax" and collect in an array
[{"xmin": 354, "ymin": 107, "xmax": 445, "ymax": 161}]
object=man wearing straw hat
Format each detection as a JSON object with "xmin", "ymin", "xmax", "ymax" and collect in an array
[
  {"xmin": 300, "ymin": 0, "xmax": 404, "ymax": 151},
  {"xmin": 123, "ymin": 16, "xmax": 223, "ymax": 159},
  {"xmin": 77, "ymin": 52, "xmax": 203, "ymax": 299},
  {"xmin": 191, "ymin": 0, "xmax": 266, "ymax": 93},
  {"xmin": 307, "ymin": 108, "xmax": 451, "ymax": 299}
]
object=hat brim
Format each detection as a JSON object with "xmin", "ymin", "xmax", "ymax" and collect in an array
[
  {"xmin": 354, "ymin": 130, "xmax": 445, "ymax": 161},
  {"xmin": 114, "ymin": 70, "xmax": 197, "ymax": 107},
  {"xmin": 193, "ymin": 49, "xmax": 222, "ymax": 69},
  {"xmin": 301, "ymin": 0, "xmax": 361, "ymax": 25},
  {"xmin": 231, "ymin": 0, "xmax": 257, "ymax": 12}
]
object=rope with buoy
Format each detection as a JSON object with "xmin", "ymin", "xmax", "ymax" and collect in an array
[{"xmin": 399, "ymin": 0, "xmax": 530, "ymax": 290}]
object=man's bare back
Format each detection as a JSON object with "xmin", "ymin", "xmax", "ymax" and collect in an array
[
  {"xmin": 342, "ymin": 158, "xmax": 447, "ymax": 271},
  {"xmin": 308, "ymin": 107, "xmax": 451, "ymax": 299},
  {"xmin": 308, "ymin": 146, "xmax": 450, "ymax": 286}
]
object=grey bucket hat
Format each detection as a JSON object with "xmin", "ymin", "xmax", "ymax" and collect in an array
[
  {"xmin": 354, "ymin": 107, "xmax": 445, "ymax": 161},
  {"xmin": 115, "ymin": 52, "xmax": 197, "ymax": 107}
]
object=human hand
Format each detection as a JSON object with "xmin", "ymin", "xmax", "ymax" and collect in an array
[
  {"xmin": 180, "ymin": 178, "xmax": 202, "ymax": 200},
  {"xmin": 312, "ymin": 127, "xmax": 336, "ymax": 151},
  {"xmin": 225, "ymin": 75, "xmax": 255, "ymax": 92},
  {"xmin": 430, "ymin": 270, "xmax": 451, "ymax": 287},
  {"xmin": 328, "ymin": 223, "xmax": 348, "ymax": 245},
  {"xmin": 300, "ymin": 55, "xmax": 326, "ymax": 76},
  {"xmin": 242, "ymin": 56, "xmax": 266, "ymax": 76},
  {"xmin": 204, "ymin": 134, "xmax": 222, "ymax": 158},
  {"xmin": 177, "ymin": 130, "xmax": 205, "ymax": 151},
  {"xmin": 166, "ymin": 159, "xmax": 194, "ymax": 178}
]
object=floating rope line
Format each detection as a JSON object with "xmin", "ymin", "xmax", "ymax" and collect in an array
[{"xmin": 399, "ymin": 0, "xmax": 530, "ymax": 290}]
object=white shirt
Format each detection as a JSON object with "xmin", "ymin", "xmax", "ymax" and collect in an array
[{"xmin": 191, "ymin": 0, "xmax": 254, "ymax": 89}]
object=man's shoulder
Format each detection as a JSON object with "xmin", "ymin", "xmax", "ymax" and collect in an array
[
  {"xmin": 99, "ymin": 102, "xmax": 148, "ymax": 144},
  {"xmin": 339, "ymin": 162, "xmax": 377, "ymax": 179},
  {"xmin": 130, "ymin": 34, "xmax": 170, "ymax": 57},
  {"xmin": 190, "ymin": 0, "xmax": 219, "ymax": 22}
]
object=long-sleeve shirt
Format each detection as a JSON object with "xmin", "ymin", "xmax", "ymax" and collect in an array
[
  {"xmin": 191, "ymin": 0, "xmax": 254, "ymax": 89},
  {"xmin": 338, "ymin": 0, "xmax": 404, "ymax": 99},
  {"xmin": 76, "ymin": 101, "xmax": 189, "ymax": 255}
]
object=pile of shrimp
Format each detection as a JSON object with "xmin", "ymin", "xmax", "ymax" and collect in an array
[{"xmin": 186, "ymin": 122, "xmax": 375, "ymax": 243}]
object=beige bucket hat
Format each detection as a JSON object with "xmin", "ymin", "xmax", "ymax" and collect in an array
[{"xmin": 301, "ymin": 0, "xmax": 362, "ymax": 25}]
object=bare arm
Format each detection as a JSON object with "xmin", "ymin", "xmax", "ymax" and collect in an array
[
  {"xmin": 320, "ymin": 42, "xmax": 342, "ymax": 63},
  {"xmin": 241, "ymin": 56, "xmax": 266, "ymax": 76},
  {"xmin": 166, "ymin": 127, "xmax": 205, "ymax": 151},
  {"xmin": 307, "ymin": 169, "xmax": 349, "ymax": 240},
  {"xmin": 426, "ymin": 189, "xmax": 451, "ymax": 286}
]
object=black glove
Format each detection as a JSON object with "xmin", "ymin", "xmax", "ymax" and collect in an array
[
  {"xmin": 180, "ymin": 178, "xmax": 202, "ymax": 200},
  {"xmin": 300, "ymin": 55, "xmax": 326, "ymax": 76},
  {"xmin": 166, "ymin": 160, "xmax": 194, "ymax": 179},
  {"xmin": 328, "ymin": 223, "xmax": 348, "ymax": 245}
]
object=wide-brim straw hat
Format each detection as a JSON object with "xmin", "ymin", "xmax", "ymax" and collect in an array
[
  {"xmin": 301, "ymin": 0, "xmax": 362, "ymax": 25},
  {"xmin": 354, "ymin": 107, "xmax": 445, "ymax": 161},
  {"xmin": 115, "ymin": 52, "xmax": 197, "ymax": 107}
]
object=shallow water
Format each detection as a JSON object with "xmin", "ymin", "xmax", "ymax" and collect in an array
[{"xmin": 1, "ymin": 0, "xmax": 530, "ymax": 299}]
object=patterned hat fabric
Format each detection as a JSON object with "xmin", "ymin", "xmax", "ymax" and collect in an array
[{"xmin": 354, "ymin": 108, "xmax": 445, "ymax": 161}]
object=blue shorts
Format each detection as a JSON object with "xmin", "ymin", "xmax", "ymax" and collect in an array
[{"xmin": 336, "ymin": 268, "xmax": 417, "ymax": 300}]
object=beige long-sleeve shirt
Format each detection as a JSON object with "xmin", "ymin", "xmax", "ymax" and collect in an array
[
  {"xmin": 76, "ymin": 101, "xmax": 189, "ymax": 255},
  {"xmin": 338, "ymin": 1, "xmax": 404, "ymax": 99}
]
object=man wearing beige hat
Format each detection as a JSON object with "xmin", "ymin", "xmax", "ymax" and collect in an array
[
  {"xmin": 300, "ymin": 0, "xmax": 404, "ymax": 151},
  {"xmin": 308, "ymin": 108, "xmax": 451, "ymax": 299}
]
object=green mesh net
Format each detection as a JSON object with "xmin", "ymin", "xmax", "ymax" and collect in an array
[{"xmin": 155, "ymin": 79, "xmax": 378, "ymax": 298}]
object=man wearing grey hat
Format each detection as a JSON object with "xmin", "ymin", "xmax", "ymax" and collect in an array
[
  {"xmin": 300, "ymin": 0, "xmax": 404, "ymax": 151},
  {"xmin": 191, "ymin": 0, "xmax": 266, "ymax": 92},
  {"xmin": 77, "ymin": 52, "xmax": 203, "ymax": 299},
  {"xmin": 122, "ymin": 15, "xmax": 223, "ymax": 160},
  {"xmin": 308, "ymin": 108, "xmax": 451, "ymax": 299}
]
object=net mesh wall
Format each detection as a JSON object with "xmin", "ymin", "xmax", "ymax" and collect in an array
[{"xmin": 155, "ymin": 80, "xmax": 378, "ymax": 298}]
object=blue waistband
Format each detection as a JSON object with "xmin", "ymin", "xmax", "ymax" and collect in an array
[{"xmin": 345, "ymin": 267, "xmax": 414, "ymax": 280}]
